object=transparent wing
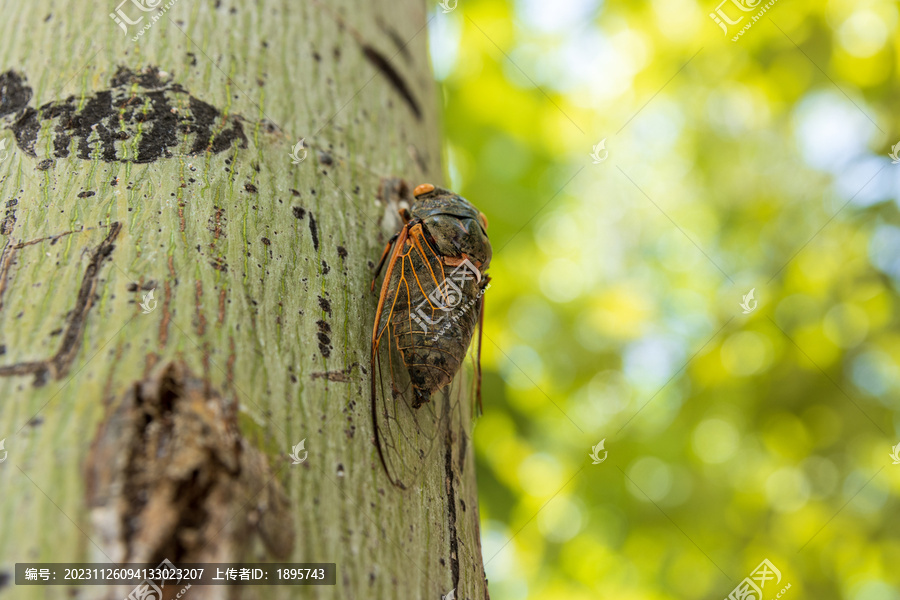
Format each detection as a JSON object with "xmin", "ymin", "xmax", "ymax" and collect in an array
[{"xmin": 370, "ymin": 229, "xmax": 463, "ymax": 489}]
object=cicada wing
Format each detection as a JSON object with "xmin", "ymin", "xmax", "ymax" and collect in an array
[
  {"xmin": 371, "ymin": 322, "xmax": 449, "ymax": 489},
  {"xmin": 371, "ymin": 234, "xmax": 452, "ymax": 489}
]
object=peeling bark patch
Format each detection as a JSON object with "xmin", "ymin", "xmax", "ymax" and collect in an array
[
  {"xmin": 84, "ymin": 361, "xmax": 295, "ymax": 563},
  {"xmin": 4, "ymin": 66, "xmax": 247, "ymax": 163},
  {"xmin": 0, "ymin": 222, "xmax": 121, "ymax": 384},
  {"xmin": 361, "ymin": 45, "xmax": 421, "ymax": 120},
  {"xmin": 308, "ymin": 212, "xmax": 319, "ymax": 251}
]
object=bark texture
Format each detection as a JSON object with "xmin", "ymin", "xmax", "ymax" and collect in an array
[{"xmin": 0, "ymin": 1, "xmax": 487, "ymax": 598}]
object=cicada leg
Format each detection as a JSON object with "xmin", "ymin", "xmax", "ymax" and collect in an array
[
  {"xmin": 370, "ymin": 231, "xmax": 399, "ymax": 292},
  {"xmin": 475, "ymin": 275, "xmax": 490, "ymax": 416}
]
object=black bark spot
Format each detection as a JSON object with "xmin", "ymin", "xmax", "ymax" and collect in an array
[
  {"xmin": 308, "ymin": 212, "xmax": 319, "ymax": 251},
  {"xmin": 316, "ymin": 320, "xmax": 332, "ymax": 357},
  {"xmin": 317, "ymin": 296, "xmax": 331, "ymax": 316},
  {"xmin": 292, "ymin": 206, "xmax": 305, "ymax": 219}
]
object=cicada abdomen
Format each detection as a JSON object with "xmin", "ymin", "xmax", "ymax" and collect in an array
[{"xmin": 371, "ymin": 183, "xmax": 491, "ymax": 488}]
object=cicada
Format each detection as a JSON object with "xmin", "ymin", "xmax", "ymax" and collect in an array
[{"xmin": 370, "ymin": 182, "xmax": 491, "ymax": 489}]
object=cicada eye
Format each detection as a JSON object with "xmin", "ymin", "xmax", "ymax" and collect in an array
[{"xmin": 479, "ymin": 212, "xmax": 489, "ymax": 230}]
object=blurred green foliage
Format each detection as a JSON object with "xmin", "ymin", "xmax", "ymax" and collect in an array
[{"xmin": 429, "ymin": 0, "xmax": 900, "ymax": 598}]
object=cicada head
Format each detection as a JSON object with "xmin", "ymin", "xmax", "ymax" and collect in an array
[{"xmin": 409, "ymin": 184, "xmax": 492, "ymax": 271}]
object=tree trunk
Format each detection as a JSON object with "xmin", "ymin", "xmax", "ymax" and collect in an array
[{"xmin": 0, "ymin": 1, "xmax": 487, "ymax": 598}]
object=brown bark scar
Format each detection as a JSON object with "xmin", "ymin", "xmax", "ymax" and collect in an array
[
  {"xmin": 194, "ymin": 279, "xmax": 206, "ymax": 336},
  {"xmin": 226, "ymin": 335, "xmax": 236, "ymax": 385},
  {"xmin": 217, "ymin": 287, "xmax": 227, "ymax": 326},
  {"xmin": 310, "ymin": 362, "xmax": 360, "ymax": 382},
  {"xmin": 158, "ymin": 256, "xmax": 175, "ymax": 349},
  {"xmin": 0, "ymin": 222, "xmax": 122, "ymax": 384},
  {"xmin": 84, "ymin": 361, "xmax": 295, "ymax": 565}
]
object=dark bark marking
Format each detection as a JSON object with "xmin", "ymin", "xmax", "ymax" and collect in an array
[
  {"xmin": 0, "ymin": 70, "xmax": 31, "ymax": 119},
  {"xmin": 445, "ymin": 435, "xmax": 461, "ymax": 595},
  {"xmin": 361, "ymin": 45, "xmax": 422, "ymax": 120},
  {"xmin": 0, "ymin": 222, "xmax": 121, "ymax": 383},
  {"xmin": 316, "ymin": 319, "xmax": 332, "ymax": 358},
  {"xmin": 309, "ymin": 212, "xmax": 319, "ymax": 251},
  {"xmin": 378, "ymin": 21, "xmax": 413, "ymax": 63},
  {"xmin": 317, "ymin": 295, "xmax": 332, "ymax": 316},
  {"xmin": 2, "ymin": 66, "xmax": 248, "ymax": 164}
]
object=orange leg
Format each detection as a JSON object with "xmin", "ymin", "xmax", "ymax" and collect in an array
[{"xmin": 370, "ymin": 232, "xmax": 399, "ymax": 292}]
